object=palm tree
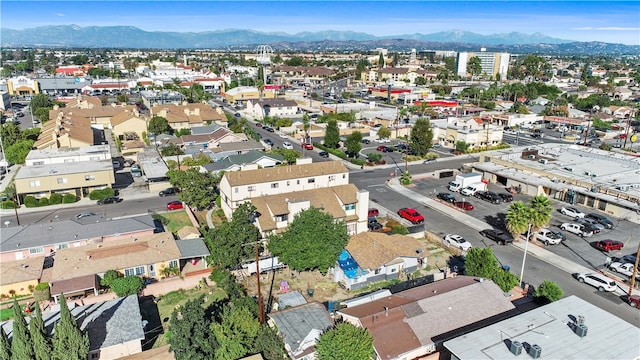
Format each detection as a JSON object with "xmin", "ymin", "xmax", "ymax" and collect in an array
[
  {"xmin": 529, "ymin": 195, "xmax": 553, "ymax": 239},
  {"xmin": 506, "ymin": 201, "xmax": 530, "ymax": 241}
]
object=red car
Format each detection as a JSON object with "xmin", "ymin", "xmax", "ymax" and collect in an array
[
  {"xmin": 302, "ymin": 143, "xmax": 313, "ymax": 150},
  {"xmin": 256, "ymin": 122, "xmax": 263, "ymax": 127},
  {"xmin": 397, "ymin": 208, "xmax": 424, "ymax": 224},
  {"xmin": 629, "ymin": 295, "xmax": 640, "ymax": 309},
  {"xmin": 596, "ymin": 239, "xmax": 623, "ymax": 252},
  {"xmin": 167, "ymin": 201, "xmax": 184, "ymax": 210},
  {"xmin": 368, "ymin": 208, "xmax": 379, "ymax": 217},
  {"xmin": 454, "ymin": 201, "xmax": 474, "ymax": 210}
]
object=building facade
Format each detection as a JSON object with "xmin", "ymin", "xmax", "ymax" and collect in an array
[{"xmin": 457, "ymin": 50, "xmax": 510, "ymax": 80}]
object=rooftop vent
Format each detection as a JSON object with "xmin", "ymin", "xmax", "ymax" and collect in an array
[
  {"xmin": 575, "ymin": 324, "xmax": 588, "ymax": 338},
  {"xmin": 509, "ymin": 341, "xmax": 522, "ymax": 355},
  {"xmin": 528, "ymin": 344, "xmax": 542, "ymax": 359}
]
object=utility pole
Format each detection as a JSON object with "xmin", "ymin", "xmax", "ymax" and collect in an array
[
  {"xmin": 255, "ymin": 240, "xmax": 265, "ymax": 324},
  {"xmin": 627, "ymin": 243, "xmax": 640, "ymax": 304}
]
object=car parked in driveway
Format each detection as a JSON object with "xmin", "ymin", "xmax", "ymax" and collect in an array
[
  {"xmin": 596, "ymin": 239, "xmax": 624, "ymax": 252},
  {"xmin": 535, "ymin": 228, "xmax": 562, "ymax": 245},
  {"xmin": 97, "ymin": 196, "xmax": 122, "ymax": 205},
  {"xmin": 264, "ymin": 139, "xmax": 274, "ymax": 146},
  {"xmin": 368, "ymin": 220, "xmax": 383, "ymax": 232},
  {"xmin": 560, "ymin": 223, "xmax": 593, "ymax": 237},
  {"xmin": 397, "ymin": 208, "xmax": 424, "ymax": 224},
  {"xmin": 444, "ymin": 234, "xmax": 472, "ymax": 251},
  {"xmin": 480, "ymin": 229, "xmax": 513, "ymax": 245},
  {"xmin": 437, "ymin": 192, "xmax": 456, "ymax": 204},
  {"xmin": 576, "ymin": 272, "xmax": 617, "ymax": 292},
  {"xmin": 167, "ymin": 201, "xmax": 184, "ymax": 210},
  {"xmin": 560, "ymin": 206, "xmax": 585, "ymax": 219},
  {"xmin": 368, "ymin": 208, "xmax": 379, "ymax": 217}
]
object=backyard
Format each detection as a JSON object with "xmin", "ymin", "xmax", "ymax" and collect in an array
[{"xmin": 153, "ymin": 211, "xmax": 193, "ymax": 233}]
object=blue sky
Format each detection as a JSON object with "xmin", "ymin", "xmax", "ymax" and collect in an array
[{"xmin": 2, "ymin": 1, "xmax": 639, "ymax": 45}]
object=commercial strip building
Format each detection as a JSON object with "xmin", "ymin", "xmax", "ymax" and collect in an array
[{"xmin": 471, "ymin": 144, "xmax": 640, "ymax": 223}]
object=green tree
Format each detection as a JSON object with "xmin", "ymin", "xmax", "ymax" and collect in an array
[
  {"xmin": 10, "ymin": 298, "xmax": 34, "ymax": 360},
  {"xmin": 269, "ymin": 207, "xmax": 349, "ymax": 275},
  {"xmin": 302, "ymin": 113, "xmax": 311, "ymax": 141},
  {"xmin": 316, "ymin": 322, "xmax": 375, "ymax": 360},
  {"xmin": 505, "ymin": 201, "xmax": 530, "ymax": 241},
  {"xmin": 0, "ymin": 326, "xmax": 11, "ymax": 360},
  {"xmin": 345, "ymin": 132, "xmax": 362, "ymax": 158},
  {"xmin": 168, "ymin": 296, "xmax": 217, "ymax": 360},
  {"xmin": 378, "ymin": 53, "xmax": 385, "ymax": 69},
  {"xmin": 109, "ymin": 276, "xmax": 144, "ymax": 297},
  {"xmin": 211, "ymin": 302, "xmax": 260, "ymax": 360},
  {"xmin": 29, "ymin": 305, "xmax": 52, "ymax": 360},
  {"xmin": 167, "ymin": 168, "xmax": 219, "ymax": 210},
  {"xmin": 100, "ymin": 270, "xmax": 121, "ymax": 288},
  {"xmin": 148, "ymin": 116, "xmax": 171, "ymax": 136},
  {"xmin": 466, "ymin": 57, "xmax": 482, "ymax": 80},
  {"xmin": 160, "ymin": 143, "xmax": 185, "ymax": 157},
  {"xmin": 367, "ymin": 152, "xmax": 382, "ymax": 163},
  {"xmin": 33, "ymin": 283, "xmax": 50, "ymax": 303},
  {"xmin": 324, "ymin": 119, "xmax": 340, "ymax": 148},
  {"xmin": 254, "ymin": 324, "xmax": 288, "ymax": 360},
  {"xmin": 30, "ymin": 94, "xmax": 52, "ymax": 112},
  {"xmin": 1, "ymin": 122, "xmax": 22, "ymax": 150},
  {"xmin": 272, "ymin": 148, "xmax": 300, "ymax": 164},
  {"xmin": 34, "ymin": 108, "xmax": 51, "ymax": 122},
  {"xmin": 377, "ymin": 126, "xmax": 391, "ymax": 140},
  {"xmin": 529, "ymin": 195, "xmax": 553, "ymax": 236},
  {"xmin": 5, "ymin": 140, "xmax": 34, "ymax": 165},
  {"xmin": 285, "ymin": 57, "xmax": 304, "ymax": 66},
  {"xmin": 204, "ymin": 203, "xmax": 259, "ymax": 269},
  {"xmin": 444, "ymin": 56, "xmax": 457, "ymax": 73},
  {"xmin": 534, "ymin": 280, "xmax": 564, "ymax": 304},
  {"xmin": 52, "ymin": 295, "xmax": 89, "ymax": 360},
  {"xmin": 464, "ymin": 248, "xmax": 519, "ymax": 292},
  {"xmin": 409, "ymin": 118, "xmax": 433, "ymax": 156},
  {"xmin": 455, "ymin": 140, "xmax": 470, "ymax": 153}
]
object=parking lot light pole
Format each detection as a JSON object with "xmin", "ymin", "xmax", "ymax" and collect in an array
[{"xmin": 518, "ymin": 223, "xmax": 532, "ymax": 289}]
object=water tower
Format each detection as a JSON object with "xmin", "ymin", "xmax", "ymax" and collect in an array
[{"xmin": 256, "ymin": 45, "xmax": 273, "ymax": 85}]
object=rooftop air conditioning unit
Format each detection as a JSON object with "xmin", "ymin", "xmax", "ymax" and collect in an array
[
  {"xmin": 539, "ymin": 159, "xmax": 548, "ymax": 164},
  {"xmin": 528, "ymin": 155, "xmax": 535, "ymax": 160},
  {"xmin": 509, "ymin": 341, "xmax": 522, "ymax": 355},
  {"xmin": 575, "ymin": 324, "xmax": 588, "ymax": 338},
  {"xmin": 528, "ymin": 344, "xmax": 542, "ymax": 359}
]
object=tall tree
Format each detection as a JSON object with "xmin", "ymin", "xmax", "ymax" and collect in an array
[
  {"xmin": 377, "ymin": 53, "xmax": 385, "ymax": 69},
  {"xmin": 324, "ymin": 119, "xmax": 340, "ymax": 148},
  {"xmin": 529, "ymin": 196, "xmax": 553, "ymax": 236},
  {"xmin": 166, "ymin": 168, "xmax": 219, "ymax": 210},
  {"xmin": 168, "ymin": 296, "xmax": 217, "ymax": 360},
  {"xmin": 269, "ymin": 207, "xmax": 349, "ymax": 275},
  {"xmin": 409, "ymin": 118, "xmax": 434, "ymax": 156},
  {"xmin": 10, "ymin": 298, "xmax": 34, "ymax": 360},
  {"xmin": 377, "ymin": 126, "xmax": 391, "ymax": 140},
  {"xmin": 29, "ymin": 305, "xmax": 52, "ymax": 360},
  {"xmin": 316, "ymin": 323, "xmax": 374, "ymax": 360},
  {"xmin": 505, "ymin": 201, "xmax": 530, "ymax": 241},
  {"xmin": 466, "ymin": 57, "xmax": 482, "ymax": 80},
  {"xmin": 5, "ymin": 140, "xmax": 35, "ymax": 165},
  {"xmin": 211, "ymin": 303, "xmax": 260, "ymax": 360},
  {"xmin": 148, "ymin": 116, "xmax": 171, "ymax": 136},
  {"xmin": 302, "ymin": 113, "xmax": 311, "ymax": 141},
  {"xmin": 464, "ymin": 248, "xmax": 519, "ymax": 292},
  {"xmin": 344, "ymin": 132, "xmax": 362, "ymax": 158},
  {"xmin": 52, "ymin": 295, "xmax": 89, "ymax": 360},
  {"xmin": 0, "ymin": 326, "xmax": 11, "ymax": 360},
  {"xmin": 204, "ymin": 203, "xmax": 259, "ymax": 269},
  {"xmin": 254, "ymin": 324, "xmax": 287, "ymax": 360}
]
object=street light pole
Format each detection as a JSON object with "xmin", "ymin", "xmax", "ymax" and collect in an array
[{"xmin": 518, "ymin": 223, "xmax": 532, "ymax": 288}]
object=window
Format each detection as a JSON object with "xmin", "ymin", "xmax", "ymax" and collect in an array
[
  {"xmin": 297, "ymin": 180, "xmax": 300, "ymax": 185},
  {"xmin": 275, "ymin": 214, "xmax": 288, "ymax": 222},
  {"xmin": 235, "ymin": 188, "xmax": 239, "ymax": 193},
  {"xmin": 329, "ymin": 175, "xmax": 335, "ymax": 181},
  {"xmin": 124, "ymin": 268, "xmax": 135, "ymax": 277},
  {"xmin": 90, "ymin": 156, "xmax": 100, "ymax": 161},
  {"xmin": 56, "ymin": 243, "xmax": 68, "ymax": 250},
  {"xmin": 33, "ymin": 161, "xmax": 44, "ymax": 165},
  {"xmin": 345, "ymin": 203, "xmax": 355, "ymax": 211},
  {"xmin": 286, "ymin": 181, "xmax": 290, "ymax": 186},
  {"xmin": 29, "ymin": 247, "xmax": 44, "ymax": 255},
  {"xmin": 169, "ymin": 259, "xmax": 178, "ymax": 268},
  {"xmin": 308, "ymin": 178, "xmax": 315, "ymax": 184},
  {"xmin": 247, "ymin": 185, "xmax": 256, "ymax": 192},
  {"xmin": 64, "ymin": 159, "xmax": 75, "ymax": 163},
  {"xmin": 30, "ymin": 180, "xmax": 41, "ymax": 187},
  {"xmin": 271, "ymin": 183, "xmax": 279, "ymax": 189},
  {"xmin": 85, "ymin": 175, "xmax": 95, "ymax": 181},
  {"xmin": 57, "ymin": 178, "xmax": 68, "ymax": 184},
  {"xmin": 135, "ymin": 266, "xmax": 145, "ymax": 276}
]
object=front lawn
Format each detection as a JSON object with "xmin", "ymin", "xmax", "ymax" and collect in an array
[{"xmin": 153, "ymin": 211, "xmax": 192, "ymax": 233}]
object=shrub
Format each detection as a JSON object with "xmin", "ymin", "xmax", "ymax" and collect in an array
[
  {"xmin": 38, "ymin": 197, "xmax": 50, "ymax": 206},
  {"xmin": 314, "ymin": 142, "xmax": 347, "ymax": 159},
  {"xmin": 24, "ymin": 196, "xmax": 39, "ymax": 208},
  {"xmin": 392, "ymin": 225, "xmax": 409, "ymax": 235},
  {"xmin": 62, "ymin": 194, "xmax": 78, "ymax": 203},
  {"xmin": 367, "ymin": 152, "xmax": 382, "ymax": 163},
  {"xmin": 110, "ymin": 276, "xmax": 144, "ymax": 297},
  {"xmin": 385, "ymin": 220, "xmax": 401, "ymax": 229},
  {"xmin": 33, "ymin": 282, "xmax": 50, "ymax": 302},
  {"xmin": 89, "ymin": 188, "xmax": 115, "ymax": 200},
  {"xmin": 0, "ymin": 200, "xmax": 17, "ymax": 209},
  {"xmin": 100, "ymin": 270, "xmax": 121, "ymax": 288},
  {"xmin": 350, "ymin": 158, "xmax": 366, "ymax": 166},
  {"xmin": 534, "ymin": 280, "xmax": 563, "ymax": 304},
  {"xmin": 49, "ymin": 193, "xmax": 63, "ymax": 204}
]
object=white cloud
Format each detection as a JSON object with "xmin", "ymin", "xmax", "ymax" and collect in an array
[{"xmin": 55, "ymin": 13, "xmax": 64, "ymax": 17}]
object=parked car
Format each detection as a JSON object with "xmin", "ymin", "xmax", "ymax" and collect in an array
[
  {"xmin": 159, "ymin": 187, "xmax": 180, "ymax": 197},
  {"xmin": 302, "ymin": 143, "xmax": 313, "ymax": 150},
  {"xmin": 437, "ymin": 192, "xmax": 456, "ymax": 204},
  {"xmin": 536, "ymin": 228, "xmax": 562, "ymax": 245},
  {"xmin": 319, "ymin": 151, "xmax": 329, "ymax": 158},
  {"xmin": 628, "ymin": 295, "xmax": 640, "ymax": 308},
  {"xmin": 596, "ymin": 239, "xmax": 624, "ymax": 252},
  {"xmin": 368, "ymin": 220, "xmax": 383, "ymax": 232},
  {"xmin": 621, "ymin": 254, "xmax": 638, "ymax": 264},
  {"xmin": 576, "ymin": 272, "xmax": 617, "ymax": 292},
  {"xmin": 167, "ymin": 201, "xmax": 184, "ymax": 210},
  {"xmin": 234, "ymin": 112, "xmax": 241, "ymax": 117},
  {"xmin": 609, "ymin": 262, "xmax": 640, "ymax": 279},
  {"xmin": 368, "ymin": 208, "xmax": 380, "ymax": 217},
  {"xmin": 361, "ymin": 139, "xmax": 371, "ymax": 144},
  {"xmin": 97, "ymin": 196, "xmax": 122, "ymax": 205},
  {"xmin": 265, "ymin": 126, "xmax": 275, "ymax": 133},
  {"xmin": 577, "ymin": 218, "xmax": 604, "ymax": 233},
  {"xmin": 586, "ymin": 213, "xmax": 614, "ymax": 229},
  {"xmin": 397, "ymin": 208, "xmax": 424, "ymax": 224},
  {"xmin": 479, "ymin": 229, "xmax": 513, "ymax": 245},
  {"xmin": 551, "ymin": 230, "xmax": 567, "ymax": 242},
  {"xmin": 375, "ymin": 138, "xmax": 391, "ymax": 143},
  {"xmin": 443, "ymin": 234, "xmax": 472, "ymax": 251},
  {"xmin": 279, "ymin": 132, "xmax": 288, "ymax": 139},
  {"xmin": 256, "ymin": 122, "xmax": 263, "ymax": 127},
  {"xmin": 282, "ymin": 142, "xmax": 293, "ymax": 149},
  {"xmin": 479, "ymin": 191, "xmax": 502, "ymax": 204},
  {"xmin": 76, "ymin": 212, "xmax": 97, "ymax": 219},
  {"xmin": 376, "ymin": 145, "xmax": 393, "ymax": 152},
  {"xmin": 264, "ymin": 139, "xmax": 274, "ymax": 146},
  {"xmin": 560, "ymin": 206, "xmax": 586, "ymax": 219},
  {"xmin": 499, "ymin": 193, "xmax": 514, "ymax": 202},
  {"xmin": 560, "ymin": 223, "xmax": 593, "ymax": 237},
  {"xmin": 454, "ymin": 201, "xmax": 474, "ymax": 211},
  {"xmin": 423, "ymin": 158, "xmax": 437, "ymax": 164}
]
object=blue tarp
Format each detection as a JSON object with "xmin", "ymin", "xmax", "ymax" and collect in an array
[{"xmin": 338, "ymin": 249, "xmax": 360, "ymax": 279}]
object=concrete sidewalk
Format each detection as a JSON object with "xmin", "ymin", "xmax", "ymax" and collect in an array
[{"xmin": 386, "ymin": 180, "xmax": 638, "ymax": 296}]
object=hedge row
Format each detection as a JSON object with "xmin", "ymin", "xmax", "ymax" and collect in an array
[
  {"xmin": 0, "ymin": 200, "xmax": 17, "ymax": 209},
  {"xmin": 24, "ymin": 194, "xmax": 78, "ymax": 208},
  {"xmin": 89, "ymin": 188, "xmax": 116, "ymax": 200},
  {"xmin": 313, "ymin": 142, "xmax": 347, "ymax": 160}
]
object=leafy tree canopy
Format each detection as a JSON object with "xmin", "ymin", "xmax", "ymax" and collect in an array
[
  {"xmin": 5, "ymin": 140, "xmax": 34, "ymax": 165},
  {"xmin": 377, "ymin": 126, "xmax": 391, "ymax": 139},
  {"xmin": 30, "ymin": 94, "xmax": 52, "ymax": 112},
  {"xmin": 464, "ymin": 248, "xmax": 519, "ymax": 292},
  {"xmin": 110, "ymin": 276, "xmax": 144, "ymax": 297},
  {"xmin": 324, "ymin": 120, "xmax": 341, "ymax": 149},
  {"xmin": 409, "ymin": 118, "xmax": 433, "ymax": 156},
  {"xmin": 168, "ymin": 296, "xmax": 217, "ymax": 360},
  {"xmin": 10, "ymin": 298, "xmax": 34, "ymax": 360},
  {"xmin": 148, "ymin": 116, "xmax": 172, "ymax": 135},
  {"xmin": 167, "ymin": 168, "xmax": 219, "ymax": 210},
  {"xmin": 269, "ymin": 207, "xmax": 349, "ymax": 275},
  {"xmin": 204, "ymin": 203, "xmax": 259, "ymax": 269},
  {"xmin": 345, "ymin": 131, "xmax": 363, "ymax": 158},
  {"xmin": 161, "ymin": 143, "xmax": 185, "ymax": 157},
  {"xmin": 316, "ymin": 323, "xmax": 375, "ymax": 360},
  {"xmin": 535, "ymin": 280, "xmax": 564, "ymax": 304}
]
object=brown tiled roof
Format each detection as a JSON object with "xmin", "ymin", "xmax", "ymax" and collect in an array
[
  {"xmin": 151, "ymin": 103, "xmax": 226, "ymax": 124},
  {"xmin": 50, "ymin": 105, "xmax": 137, "ymax": 120},
  {"xmin": 50, "ymin": 274, "xmax": 99, "ymax": 297},
  {"xmin": 34, "ymin": 117, "xmax": 94, "ymax": 148},
  {"xmin": 0, "ymin": 256, "xmax": 44, "ymax": 286},
  {"xmin": 224, "ymin": 161, "xmax": 347, "ymax": 187},
  {"xmin": 110, "ymin": 109, "xmax": 145, "ymax": 127},
  {"xmin": 49, "ymin": 232, "xmax": 179, "ymax": 282},
  {"xmin": 345, "ymin": 233, "xmax": 424, "ymax": 270}
]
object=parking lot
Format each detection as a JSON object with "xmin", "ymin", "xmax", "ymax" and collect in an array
[{"xmin": 411, "ymin": 176, "xmax": 640, "ymax": 275}]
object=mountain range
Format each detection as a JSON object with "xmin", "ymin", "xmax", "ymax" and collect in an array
[{"xmin": 1, "ymin": 25, "xmax": 638, "ymax": 55}]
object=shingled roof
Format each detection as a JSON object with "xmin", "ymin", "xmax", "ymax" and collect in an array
[{"xmin": 223, "ymin": 160, "xmax": 347, "ymax": 187}]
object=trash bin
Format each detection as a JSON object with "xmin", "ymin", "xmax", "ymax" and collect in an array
[
  {"xmin": 502, "ymin": 265, "xmax": 510, "ymax": 271},
  {"xmin": 307, "ymin": 288, "xmax": 315, "ymax": 297}
]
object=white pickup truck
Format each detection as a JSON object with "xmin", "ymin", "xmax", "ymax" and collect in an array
[
  {"xmin": 609, "ymin": 262, "xmax": 640, "ymax": 279},
  {"xmin": 460, "ymin": 182, "xmax": 487, "ymax": 196}
]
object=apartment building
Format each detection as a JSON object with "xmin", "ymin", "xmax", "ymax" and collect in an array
[{"xmin": 457, "ymin": 50, "xmax": 510, "ymax": 80}]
